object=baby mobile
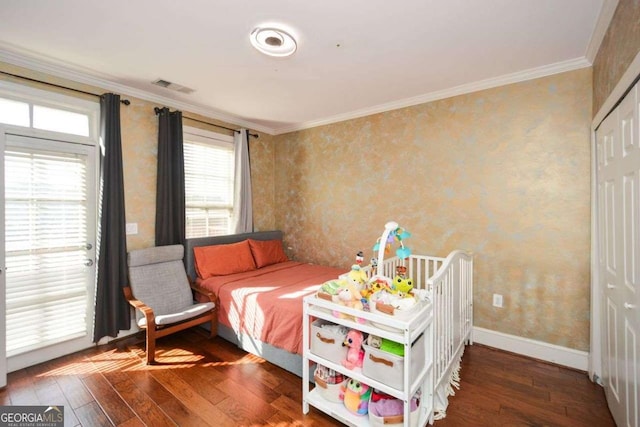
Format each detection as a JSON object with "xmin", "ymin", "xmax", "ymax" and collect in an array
[{"xmin": 372, "ymin": 221, "xmax": 412, "ymax": 277}]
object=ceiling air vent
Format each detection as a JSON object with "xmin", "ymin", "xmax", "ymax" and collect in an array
[{"xmin": 151, "ymin": 79, "xmax": 195, "ymax": 94}]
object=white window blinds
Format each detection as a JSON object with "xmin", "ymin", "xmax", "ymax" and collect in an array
[
  {"xmin": 184, "ymin": 131, "xmax": 235, "ymax": 238},
  {"xmin": 5, "ymin": 148, "xmax": 91, "ymax": 356}
]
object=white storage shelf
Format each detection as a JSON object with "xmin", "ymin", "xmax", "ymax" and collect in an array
[{"xmin": 302, "ymin": 294, "xmax": 434, "ymax": 427}]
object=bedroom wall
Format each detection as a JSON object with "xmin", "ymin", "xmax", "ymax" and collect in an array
[
  {"xmin": 273, "ymin": 68, "xmax": 592, "ymax": 351},
  {"xmin": 592, "ymin": 0, "xmax": 640, "ymax": 116},
  {"xmin": 0, "ymin": 62, "xmax": 277, "ymax": 250}
]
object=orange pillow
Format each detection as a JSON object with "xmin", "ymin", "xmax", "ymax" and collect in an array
[
  {"xmin": 193, "ymin": 240, "xmax": 257, "ymax": 279},
  {"xmin": 248, "ymin": 239, "xmax": 289, "ymax": 268}
]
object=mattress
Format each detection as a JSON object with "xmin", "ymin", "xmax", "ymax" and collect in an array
[{"xmin": 197, "ymin": 260, "xmax": 345, "ymax": 355}]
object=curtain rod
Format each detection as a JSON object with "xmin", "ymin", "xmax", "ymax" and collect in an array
[
  {"xmin": 154, "ymin": 106, "xmax": 258, "ymax": 138},
  {"xmin": 0, "ymin": 70, "xmax": 130, "ymax": 105}
]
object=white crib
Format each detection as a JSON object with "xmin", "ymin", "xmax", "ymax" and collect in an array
[{"xmin": 368, "ymin": 249, "xmax": 474, "ymax": 420}]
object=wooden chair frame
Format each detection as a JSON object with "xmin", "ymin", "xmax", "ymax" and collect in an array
[{"xmin": 123, "ymin": 282, "xmax": 218, "ymax": 364}]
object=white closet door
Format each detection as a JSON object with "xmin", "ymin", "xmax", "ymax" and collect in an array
[{"xmin": 597, "ymin": 81, "xmax": 640, "ymax": 427}]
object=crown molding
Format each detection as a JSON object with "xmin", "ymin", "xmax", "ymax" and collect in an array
[
  {"xmin": 585, "ymin": 0, "xmax": 619, "ymax": 64},
  {"xmin": 0, "ymin": 42, "xmax": 593, "ymax": 137},
  {"xmin": 272, "ymin": 57, "xmax": 592, "ymax": 134},
  {"xmin": 0, "ymin": 43, "xmax": 275, "ymax": 135}
]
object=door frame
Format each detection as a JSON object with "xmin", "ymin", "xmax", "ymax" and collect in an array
[
  {"xmin": 590, "ymin": 49, "xmax": 640, "ymax": 382},
  {"xmin": 0, "ymin": 126, "xmax": 6, "ymax": 388}
]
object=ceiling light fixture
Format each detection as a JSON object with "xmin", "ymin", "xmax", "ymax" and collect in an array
[{"xmin": 250, "ymin": 26, "xmax": 297, "ymax": 57}]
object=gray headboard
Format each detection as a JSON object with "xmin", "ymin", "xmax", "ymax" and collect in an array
[{"xmin": 184, "ymin": 230, "xmax": 283, "ymax": 280}]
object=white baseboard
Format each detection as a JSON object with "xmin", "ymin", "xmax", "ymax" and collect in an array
[{"xmin": 472, "ymin": 326, "xmax": 589, "ymax": 371}]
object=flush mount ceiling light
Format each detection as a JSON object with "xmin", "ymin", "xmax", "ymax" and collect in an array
[{"xmin": 250, "ymin": 26, "xmax": 297, "ymax": 57}]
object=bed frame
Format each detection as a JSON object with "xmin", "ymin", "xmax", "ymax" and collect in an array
[{"xmin": 185, "ymin": 230, "xmax": 307, "ymax": 376}]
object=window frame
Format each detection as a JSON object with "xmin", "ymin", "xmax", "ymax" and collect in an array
[
  {"xmin": 0, "ymin": 80, "xmax": 99, "ymax": 146},
  {"xmin": 183, "ymin": 126, "xmax": 236, "ymax": 238}
]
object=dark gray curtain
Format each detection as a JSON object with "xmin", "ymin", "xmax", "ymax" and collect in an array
[
  {"xmin": 155, "ymin": 108, "xmax": 185, "ymax": 246},
  {"xmin": 93, "ymin": 93, "xmax": 130, "ymax": 342}
]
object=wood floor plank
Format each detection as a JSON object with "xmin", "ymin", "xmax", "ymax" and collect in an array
[
  {"xmin": 171, "ymin": 365, "xmax": 228, "ymax": 405},
  {"xmin": 150, "ymin": 369, "xmax": 236, "ymax": 426},
  {"xmin": 111, "ymin": 378, "xmax": 176, "ymax": 427},
  {"xmin": 157, "ymin": 397, "xmax": 211, "ymax": 427},
  {"xmin": 216, "ymin": 394, "xmax": 278, "ymax": 426},
  {"xmin": 31, "ymin": 377, "xmax": 81, "ymax": 427},
  {"xmin": 6, "ymin": 370, "xmax": 39, "ymax": 405},
  {"xmin": 74, "ymin": 401, "xmax": 113, "ymax": 427},
  {"xmin": 123, "ymin": 370, "xmax": 175, "ymax": 406},
  {"xmin": 116, "ymin": 417, "xmax": 146, "ymax": 427},
  {"xmin": 0, "ymin": 387, "xmax": 11, "ymax": 405},
  {"xmin": 54, "ymin": 374, "xmax": 95, "ymax": 410},
  {"xmin": 81, "ymin": 373, "xmax": 135, "ymax": 425},
  {"xmin": 215, "ymin": 377, "xmax": 277, "ymax": 421},
  {"xmin": 566, "ymin": 402, "xmax": 618, "ymax": 426},
  {"xmin": 464, "ymin": 365, "xmax": 552, "ymax": 402},
  {"xmin": 271, "ymin": 394, "xmax": 337, "ymax": 427}
]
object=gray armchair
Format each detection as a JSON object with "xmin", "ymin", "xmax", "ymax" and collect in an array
[{"xmin": 123, "ymin": 244, "xmax": 217, "ymax": 364}]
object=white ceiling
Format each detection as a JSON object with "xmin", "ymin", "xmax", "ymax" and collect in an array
[{"xmin": 0, "ymin": 0, "xmax": 610, "ymax": 135}]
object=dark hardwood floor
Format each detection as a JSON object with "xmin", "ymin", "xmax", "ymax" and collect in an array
[{"xmin": 0, "ymin": 328, "xmax": 615, "ymax": 426}]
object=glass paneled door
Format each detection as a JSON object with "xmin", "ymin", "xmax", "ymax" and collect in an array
[{"xmin": 4, "ymin": 133, "xmax": 97, "ymax": 370}]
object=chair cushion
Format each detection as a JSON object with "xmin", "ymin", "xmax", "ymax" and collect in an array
[
  {"xmin": 128, "ymin": 245, "xmax": 194, "ymax": 322},
  {"xmin": 137, "ymin": 302, "xmax": 215, "ymax": 327}
]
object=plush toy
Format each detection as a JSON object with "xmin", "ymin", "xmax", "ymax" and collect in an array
[
  {"xmin": 339, "ymin": 378, "xmax": 372, "ymax": 415},
  {"xmin": 368, "ymin": 277, "xmax": 391, "ymax": 296},
  {"xmin": 319, "ymin": 279, "xmax": 343, "ymax": 296},
  {"xmin": 333, "ymin": 282, "xmax": 366, "ymax": 323},
  {"xmin": 392, "ymin": 275, "xmax": 414, "ymax": 297},
  {"xmin": 342, "ymin": 329, "xmax": 364, "ymax": 369},
  {"xmin": 347, "ymin": 264, "xmax": 368, "ymax": 291}
]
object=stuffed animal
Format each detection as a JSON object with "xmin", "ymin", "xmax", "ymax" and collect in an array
[
  {"xmin": 339, "ymin": 378, "xmax": 372, "ymax": 415},
  {"xmin": 319, "ymin": 279, "xmax": 343, "ymax": 296},
  {"xmin": 347, "ymin": 264, "xmax": 368, "ymax": 291},
  {"xmin": 332, "ymin": 282, "xmax": 366, "ymax": 323},
  {"xmin": 392, "ymin": 275, "xmax": 414, "ymax": 296},
  {"xmin": 342, "ymin": 329, "xmax": 364, "ymax": 369}
]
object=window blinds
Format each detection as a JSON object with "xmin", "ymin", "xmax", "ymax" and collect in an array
[
  {"xmin": 5, "ymin": 148, "xmax": 90, "ymax": 356},
  {"xmin": 184, "ymin": 139, "xmax": 235, "ymax": 238}
]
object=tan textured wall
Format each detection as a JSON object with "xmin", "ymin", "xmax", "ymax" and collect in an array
[
  {"xmin": 250, "ymin": 132, "xmax": 277, "ymax": 231},
  {"xmin": 593, "ymin": 0, "xmax": 640, "ymax": 116},
  {"xmin": 0, "ymin": 62, "xmax": 276, "ymax": 249},
  {"xmin": 274, "ymin": 69, "xmax": 592, "ymax": 350}
]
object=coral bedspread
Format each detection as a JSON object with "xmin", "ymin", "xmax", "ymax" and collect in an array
[{"xmin": 197, "ymin": 261, "xmax": 345, "ymax": 355}]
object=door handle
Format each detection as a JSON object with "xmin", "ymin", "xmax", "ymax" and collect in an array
[
  {"xmin": 606, "ymin": 284, "xmax": 615, "ymax": 289},
  {"xmin": 84, "ymin": 259, "xmax": 94, "ymax": 267},
  {"xmin": 624, "ymin": 303, "xmax": 636, "ymax": 310}
]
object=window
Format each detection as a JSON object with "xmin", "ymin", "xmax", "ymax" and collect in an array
[
  {"xmin": 183, "ymin": 127, "xmax": 235, "ymax": 238},
  {"xmin": 0, "ymin": 81, "xmax": 97, "ymax": 140}
]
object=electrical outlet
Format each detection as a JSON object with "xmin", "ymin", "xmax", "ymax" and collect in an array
[{"xmin": 493, "ymin": 293, "xmax": 503, "ymax": 308}]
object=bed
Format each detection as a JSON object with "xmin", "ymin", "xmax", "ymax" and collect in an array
[
  {"xmin": 185, "ymin": 230, "xmax": 346, "ymax": 376},
  {"xmin": 186, "ymin": 229, "xmax": 474, "ymax": 421}
]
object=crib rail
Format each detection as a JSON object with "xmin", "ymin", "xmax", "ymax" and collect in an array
[
  {"xmin": 428, "ymin": 250, "xmax": 474, "ymax": 403},
  {"xmin": 360, "ymin": 254, "xmax": 445, "ymax": 291}
]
